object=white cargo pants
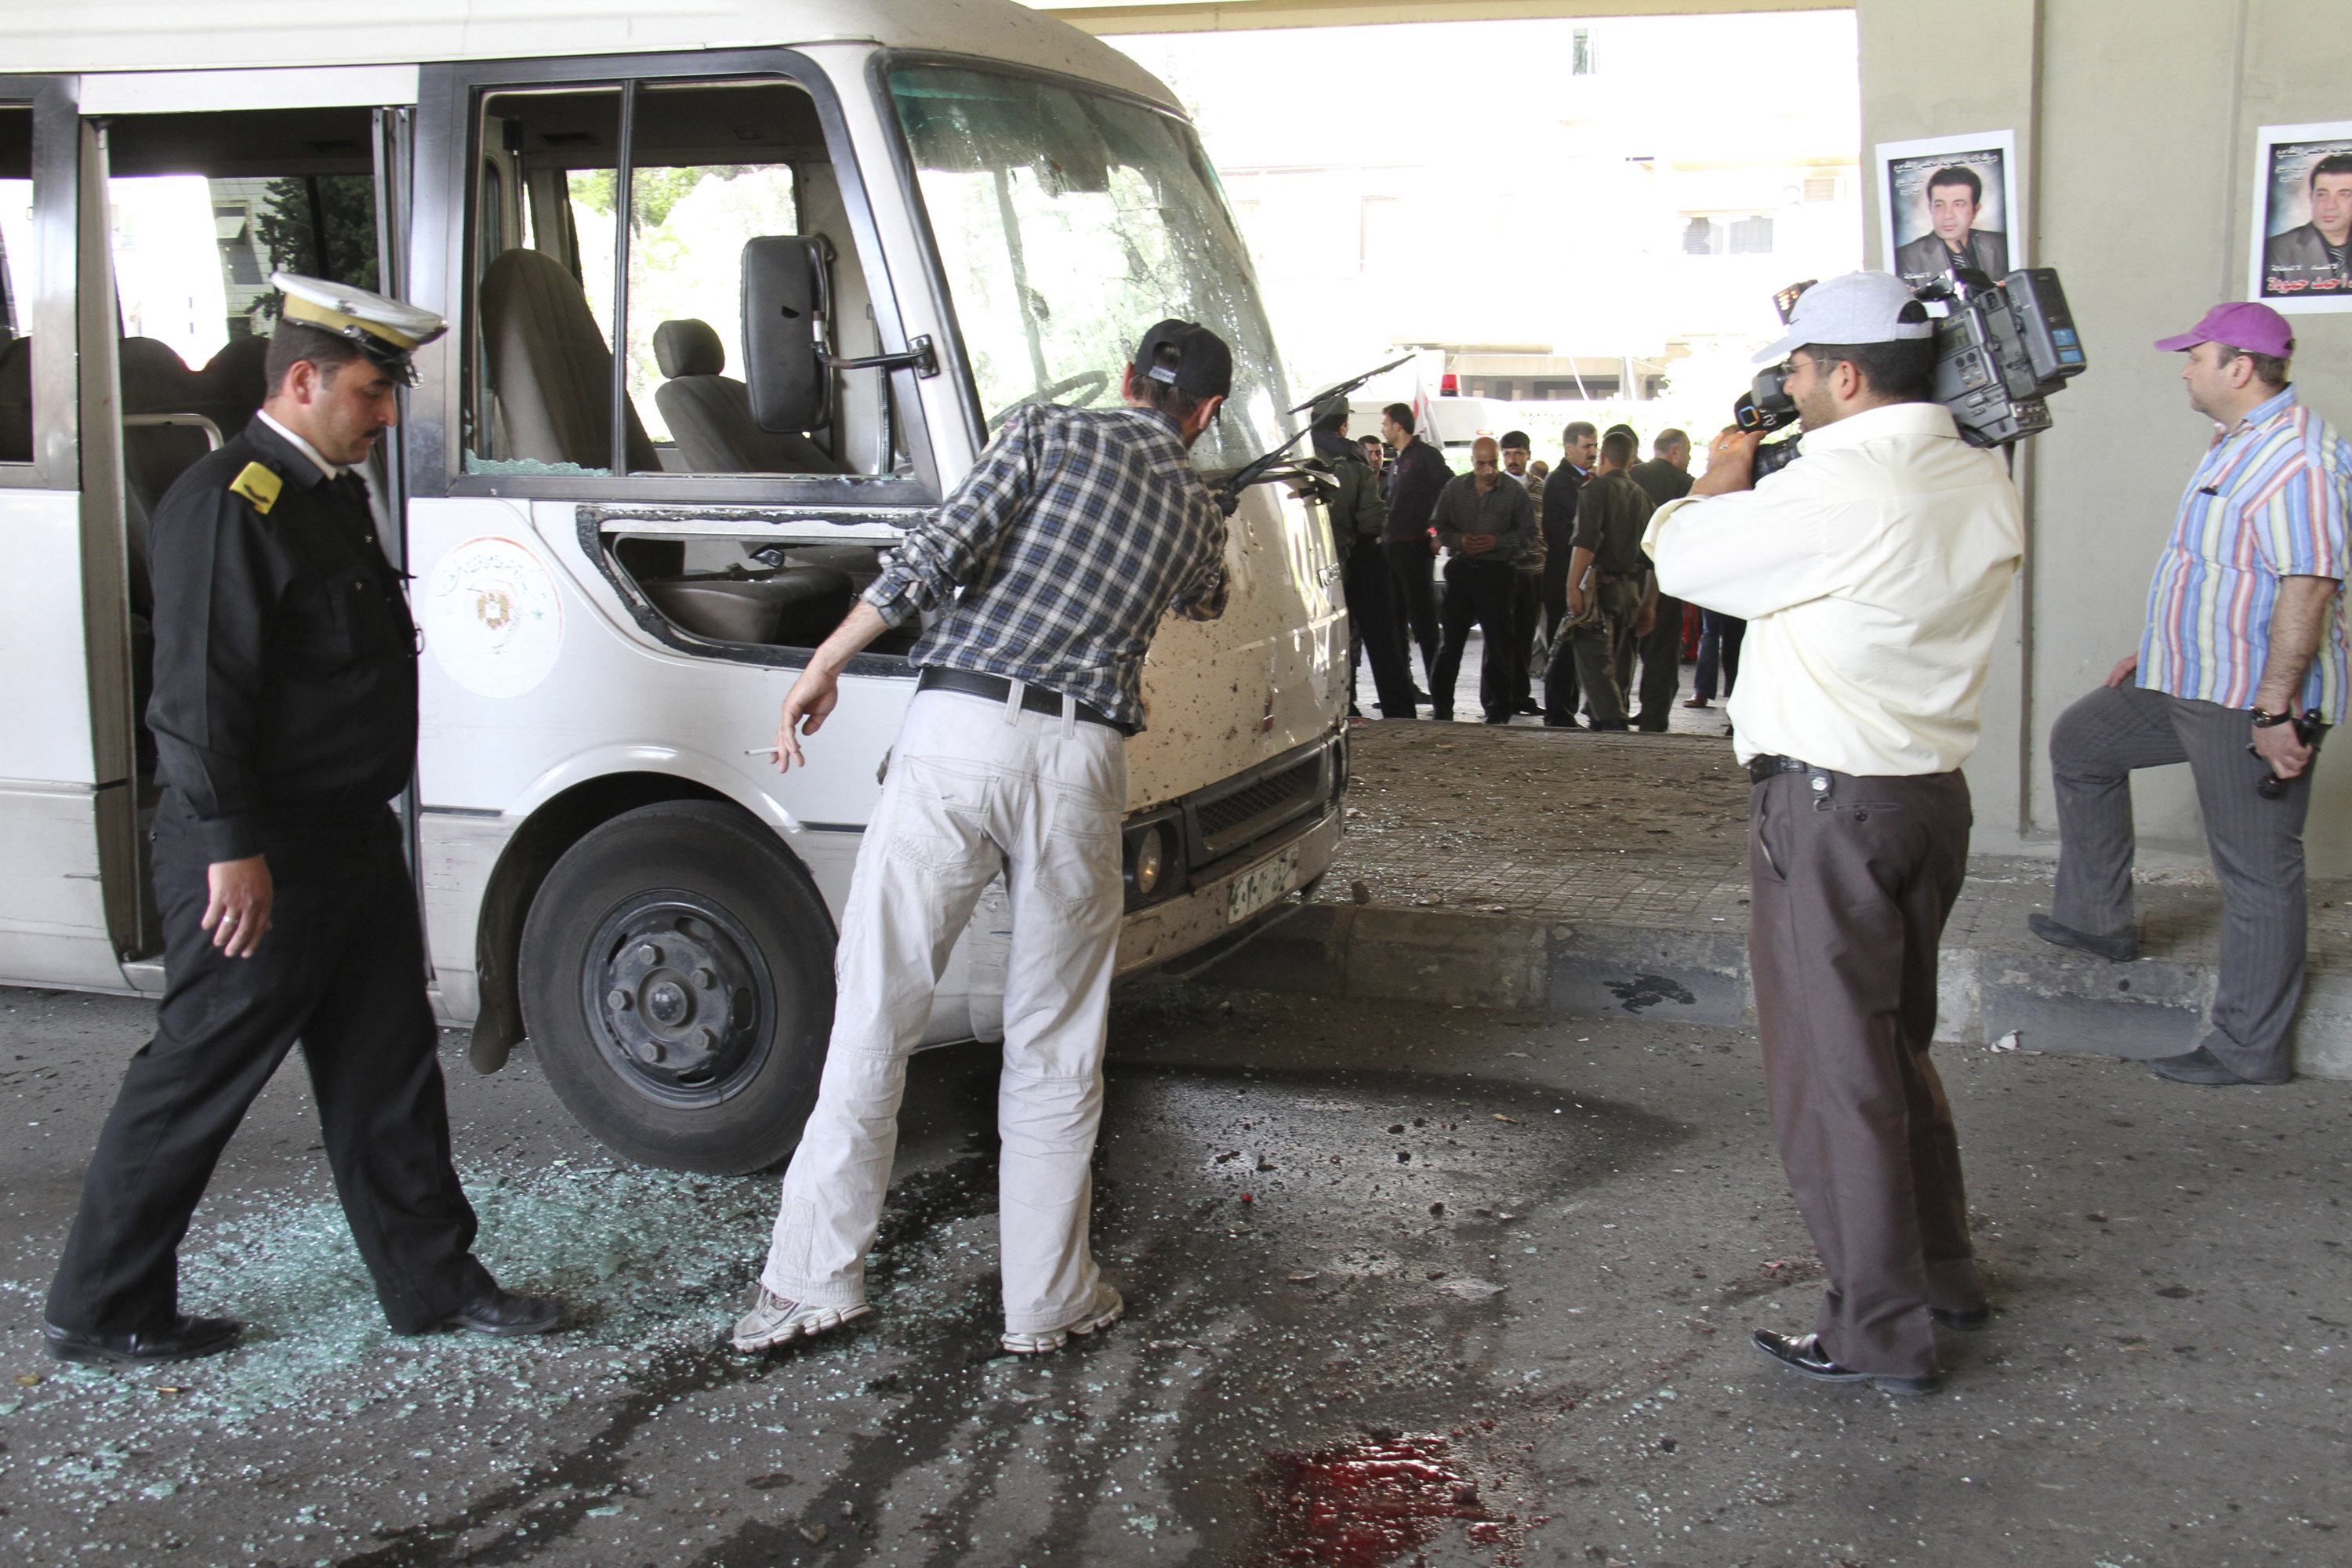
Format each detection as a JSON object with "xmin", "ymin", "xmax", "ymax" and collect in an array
[{"xmin": 760, "ymin": 684, "xmax": 1127, "ymax": 1335}]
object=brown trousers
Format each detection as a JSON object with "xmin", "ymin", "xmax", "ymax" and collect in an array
[{"xmin": 1749, "ymin": 764, "xmax": 1984, "ymax": 1378}]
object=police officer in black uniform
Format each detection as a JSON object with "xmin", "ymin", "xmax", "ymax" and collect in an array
[{"xmin": 42, "ymin": 275, "xmax": 561, "ymax": 1364}]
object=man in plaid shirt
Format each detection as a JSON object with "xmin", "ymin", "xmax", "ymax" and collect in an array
[{"xmin": 735, "ymin": 321, "xmax": 1231, "ymax": 1356}]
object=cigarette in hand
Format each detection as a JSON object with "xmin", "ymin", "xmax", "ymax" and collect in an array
[{"xmin": 743, "ymin": 746, "xmax": 782, "ymax": 757}]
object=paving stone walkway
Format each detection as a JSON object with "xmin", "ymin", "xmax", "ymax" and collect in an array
[{"xmin": 1322, "ymin": 717, "xmax": 2352, "ymax": 972}]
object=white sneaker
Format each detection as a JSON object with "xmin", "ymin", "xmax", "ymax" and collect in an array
[
  {"xmin": 730, "ymin": 1287, "xmax": 871, "ymax": 1353},
  {"xmin": 1000, "ymin": 1283, "xmax": 1123, "ymax": 1356}
]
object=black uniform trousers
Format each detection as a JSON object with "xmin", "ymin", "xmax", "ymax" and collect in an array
[
  {"xmin": 1428, "ymin": 556, "xmax": 1519, "ymax": 723},
  {"xmin": 1633, "ymin": 592, "xmax": 1686, "ymax": 731},
  {"xmin": 1749, "ymin": 765, "xmax": 1984, "ymax": 1380},
  {"xmin": 1384, "ymin": 538, "xmax": 1440, "ymax": 684},
  {"xmin": 1541, "ymin": 601, "xmax": 1582, "ymax": 725},
  {"xmin": 47, "ymin": 796, "xmax": 491, "ymax": 1336},
  {"xmin": 1344, "ymin": 543, "xmax": 1421, "ymax": 718},
  {"xmin": 1508, "ymin": 571, "xmax": 1542, "ymax": 711}
]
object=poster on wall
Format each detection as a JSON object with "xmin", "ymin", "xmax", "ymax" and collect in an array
[
  {"xmin": 2250, "ymin": 122, "xmax": 2352, "ymax": 313},
  {"xmin": 1876, "ymin": 131, "xmax": 2021, "ymax": 289}
]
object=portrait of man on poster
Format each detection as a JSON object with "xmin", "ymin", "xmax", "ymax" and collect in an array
[
  {"xmin": 1892, "ymin": 162, "xmax": 2009, "ymax": 284},
  {"xmin": 2259, "ymin": 143, "xmax": 2352, "ymax": 300}
]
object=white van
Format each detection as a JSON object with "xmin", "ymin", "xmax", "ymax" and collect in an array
[{"xmin": 0, "ymin": 0, "xmax": 1348, "ymax": 1173}]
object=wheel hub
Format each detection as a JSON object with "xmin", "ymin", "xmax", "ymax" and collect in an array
[{"xmin": 589, "ymin": 904, "xmax": 768, "ymax": 1102}]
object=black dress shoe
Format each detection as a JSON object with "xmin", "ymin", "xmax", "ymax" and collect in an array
[
  {"xmin": 45, "ymin": 1314, "xmax": 241, "ymax": 1366},
  {"xmin": 1751, "ymin": 1329, "xmax": 1941, "ymax": 1396},
  {"xmin": 1515, "ymin": 700, "xmax": 1542, "ymax": 716},
  {"xmin": 2147, "ymin": 1046, "xmax": 2256, "ymax": 1086},
  {"xmin": 1931, "ymin": 1304, "xmax": 1991, "ymax": 1332},
  {"xmin": 2027, "ymin": 912, "xmax": 2139, "ymax": 963},
  {"xmin": 443, "ymin": 1289, "xmax": 564, "ymax": 1337}
]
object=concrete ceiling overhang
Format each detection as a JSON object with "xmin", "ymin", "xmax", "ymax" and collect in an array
[{"xmin": 1027, "ymin": 0, "xmax": 1849, "ymax": 35}]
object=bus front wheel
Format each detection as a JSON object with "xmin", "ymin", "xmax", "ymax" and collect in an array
[{"xmin": 518, "ymin": 800, "xmax": 835, "ymax": 1174}]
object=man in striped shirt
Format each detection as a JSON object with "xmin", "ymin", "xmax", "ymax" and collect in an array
[{"xmin": 2038, "ymin": 301, "xmax": 2350, "ymax": 1085}]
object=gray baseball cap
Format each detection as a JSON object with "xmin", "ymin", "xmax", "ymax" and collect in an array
[{"xmin": 1751, "ymin": 270, "xmax": 1933, "ymax": 365}]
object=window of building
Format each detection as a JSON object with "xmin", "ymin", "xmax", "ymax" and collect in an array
[
  {"xmin": 1680, "ymin": 212, "xmax": 1775, "ymax": 256},
  {"xmin": 470, "ymin": 78, "xmax": 880, "ymax": 479}
]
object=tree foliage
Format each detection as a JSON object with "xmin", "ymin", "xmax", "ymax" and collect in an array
[{"xmin": 250, "ymin": 175, "xmax": 379, "ymax": 310}]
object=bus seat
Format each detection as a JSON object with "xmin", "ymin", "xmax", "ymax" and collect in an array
[
  {"xmin": 644, "ymin": 566, "xmax": 855, "ymax": 647},
  {"xmin": 0, "ymin": 336, "xmax": 29, "ymax": 463},
  {"xmin": 196, "ymin": 335, "xmax": 269, "ymax": 443},
  {"xmin": 478, "ymin": 247, "xmax": 657, "ymax": 474},
  {"xmin": 652, "ymin": 318, "xmax": 841, "ymax": 475},
  {"xmin": 118, "ymin": 338, "xmax": 216, "ymax": 537}
]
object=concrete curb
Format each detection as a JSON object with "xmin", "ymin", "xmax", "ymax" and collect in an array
[{"xmin": 1208, "ymin": 904, "xmax": 2352, "ymax": 1080}]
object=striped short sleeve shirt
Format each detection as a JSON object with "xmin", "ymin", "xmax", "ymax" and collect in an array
[
  {"xmin": 861, "ymin": 403, "xmax": 1229, "ymax": 729},
  {"xmin": 2138, "ymin": 386, "xmax": 2352, "ymax": 724}
]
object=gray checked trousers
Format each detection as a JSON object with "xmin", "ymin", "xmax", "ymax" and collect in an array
[
  {"xmin": 2048, "ymin": 684, "xmax": 2317, "ymax": 1083},
  {"xmin": 760, "ymin": 686, "xmax": 1127, "ymax": 1334}
]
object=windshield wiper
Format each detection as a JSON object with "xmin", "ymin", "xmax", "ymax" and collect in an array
[{"xmin": 1212, "ymin": 354, "xmax": 1414, "ymax": 517}]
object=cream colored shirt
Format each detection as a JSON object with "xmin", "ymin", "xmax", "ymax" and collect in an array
[{"xmin": 1642, "ymin": 401, "xmax": 2024, "ymax": 776}]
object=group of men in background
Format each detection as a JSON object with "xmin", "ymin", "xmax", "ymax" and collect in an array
[{"xmin": 1312, "ymin": 399, "xmax": 1746, "ymax": 731}]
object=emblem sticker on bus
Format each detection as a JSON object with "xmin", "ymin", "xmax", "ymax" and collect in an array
[{"xmin": 424, "ymin": 535, "xmax": 564, "ymax": 699}]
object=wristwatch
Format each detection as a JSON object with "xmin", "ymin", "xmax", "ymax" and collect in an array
[{"xmin": 2249, "ymin": 707, "xmax": 2295, "ymax": 728}]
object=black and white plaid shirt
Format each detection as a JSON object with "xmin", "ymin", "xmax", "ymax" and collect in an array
[{"xmin": 863, "ymin": 403, "xmax": 1229, "ymax": 728}]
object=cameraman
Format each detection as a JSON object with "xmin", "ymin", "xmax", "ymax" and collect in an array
[{"xmin": 1643, "ymin": 271, "xmax": 2024, "ymax": 1396}]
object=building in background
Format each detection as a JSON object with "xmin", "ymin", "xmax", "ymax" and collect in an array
[{"xmin": 1107, "ymin": 13, "xmax": 1864, "ymax": 420}]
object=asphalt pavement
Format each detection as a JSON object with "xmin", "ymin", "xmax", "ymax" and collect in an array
[{"xmin": 1, "ymin": 982, "xmax": 2346, "ymax": 1566}]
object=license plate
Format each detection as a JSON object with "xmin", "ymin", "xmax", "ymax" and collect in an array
[{"xmin": 1225, "ymin": 845, "xmax": 1301, "ymax": 924}]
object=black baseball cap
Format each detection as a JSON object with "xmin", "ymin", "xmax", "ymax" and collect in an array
[{"xmin": 1134, "ymin": 318, "xmax": 1233, "ymax": 398}]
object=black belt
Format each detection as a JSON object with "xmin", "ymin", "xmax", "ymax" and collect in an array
[
  {"xmin": 1747, "ymin": 753, "xmax": 1823, "ymax": 785},
  {"xmin": 916, "ymin": 667, "xmax": 1128, "ymax": 732}
]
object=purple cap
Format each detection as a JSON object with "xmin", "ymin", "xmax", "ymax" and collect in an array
[{"xmin": 2153, "ymin": 301, "xmax": 2295, "ymax": 358}]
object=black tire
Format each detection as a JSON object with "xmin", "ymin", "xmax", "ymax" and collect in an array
[{"xmin": 518, "ymin": 800, "xmax": 836, "ymax": 1174}]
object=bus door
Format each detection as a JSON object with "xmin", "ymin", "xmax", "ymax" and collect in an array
[
  {"xmin": 72, "ymin": 67, "xmax": 415, "ymax": 985},
  {"xmin": 0, "ymin": 76, "xmax": 132, "ymax": 991},
  {"xmin": 394, "ymin": 52, "xmax": 946, "ymax": 1169}
]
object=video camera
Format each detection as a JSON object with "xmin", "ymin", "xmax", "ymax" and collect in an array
[{"xmin": 1736, "ymin": 268, "xmax": 2088, "ymax": 477}]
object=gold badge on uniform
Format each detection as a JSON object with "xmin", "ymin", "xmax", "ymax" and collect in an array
[{"xmin": 228, "ymin": 462, "xmax": 283, "ymax": 515}]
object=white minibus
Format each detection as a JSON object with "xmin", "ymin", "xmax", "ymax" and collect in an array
[{"xmin": 0, "ymin": 0, "xmax": 1348, "ymax": 1173}]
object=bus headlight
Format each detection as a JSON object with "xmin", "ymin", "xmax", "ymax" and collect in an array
[{"xmin": 1130, "ymin": 824, "xmax": 1168, "ymax": 898}]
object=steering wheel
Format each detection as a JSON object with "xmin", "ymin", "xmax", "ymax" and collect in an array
[{"xmin": 985, "ymin": 369, "xmax": 1112, "ymax": 431}]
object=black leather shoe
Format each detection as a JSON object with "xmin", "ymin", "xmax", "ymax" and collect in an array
[
  {"xmin": 1751, "ymin": 1329, "xmax": 1942, "ymax": 1396},
  {"xmin": 2147, "ymin": 1046, "xmax": 2254, "ymax": 1086},
  {"xmin": 2027, "ymin": 912, "xmax": 2139, "ymax": 963},
  {"xmin": 45, "ymin": 1315, "xmax": 241, "ymax": 1366},
  {"xmin": 1931, "ymin": 1305, "xmax": 1991, "ymax": 1332},
  {"xmin": 443, "ymin": 1289, "xmax": 563, "ymax": 1337}
]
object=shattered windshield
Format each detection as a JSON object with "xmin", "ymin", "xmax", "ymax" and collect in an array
[{"xmin": 888, "ymin": 64, "xmax": 1289, "ymax": 474}]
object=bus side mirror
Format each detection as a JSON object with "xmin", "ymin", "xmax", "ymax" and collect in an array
[{"xmin": 742, "ymin": 235, "xmax": 833, "ymax": 435}]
